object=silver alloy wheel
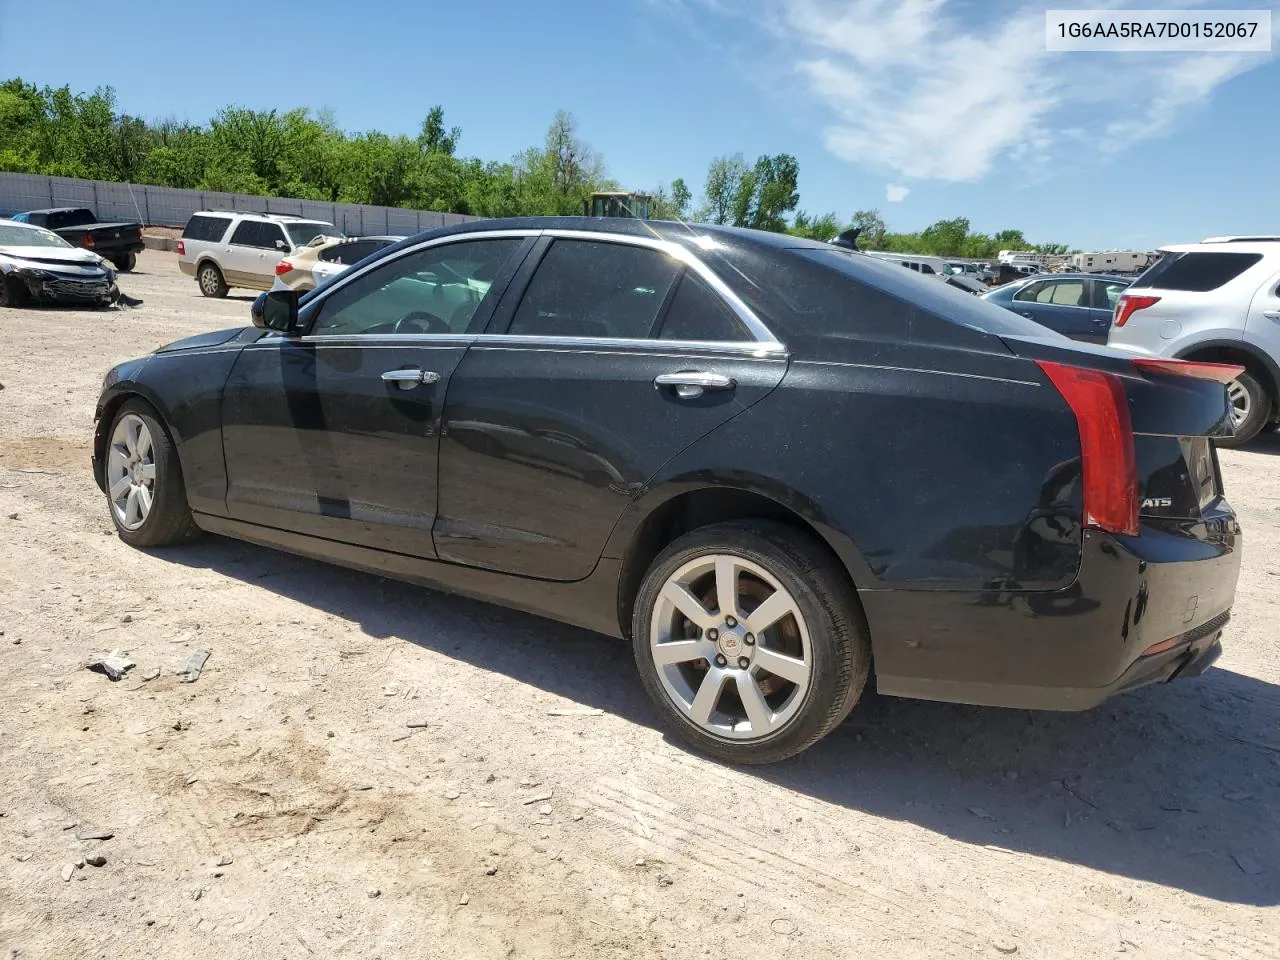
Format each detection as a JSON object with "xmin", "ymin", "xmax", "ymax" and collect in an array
[
  {"xmin": 198, "ymin": 265, "xmax": 221, "ymax": 295},
  {"xmin": 650, "ymin": 554, "xmax": 812, "ymax": 742},
  {"xmin": 106, "ymin": 413, "xmax": 156, "ymax": 531},
  {"xmin": 1227, "ymin": 378, "xmax": 1251, "ymax": 429}
]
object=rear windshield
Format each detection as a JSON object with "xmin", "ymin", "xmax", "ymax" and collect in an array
[
  {"xmin": 700, "ymin": 243, "xmax": 1062, "ymax": 346},
  {"xmin": 47, "ymin": 209, "xmax": 94, "ymax": 229},
  {"xmin": 183, "ymin": 215, "xmax": 232, "ymax": 242},
  {"xmin": 1135, "ymin": 251, "xmax": 1262, "ymax": 292}
]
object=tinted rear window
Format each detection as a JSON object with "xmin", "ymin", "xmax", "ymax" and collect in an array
[
  {"xmin": 183, "ymin": 215, "xmax": 231, "ymax": 242},
  {"xmin": 715, "ymin": 246, "xmax": 1058, "ymax": 342},
  {"xmin": 1135, "ymin": 252, "xmax": 1262, "ymax": 292}
]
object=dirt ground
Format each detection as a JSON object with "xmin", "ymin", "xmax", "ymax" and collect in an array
[{"xmin": 1, "ymin": 250, "xmax": 1278, "ymax": 960}]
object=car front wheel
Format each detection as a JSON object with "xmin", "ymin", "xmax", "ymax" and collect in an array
[
  {"xmin": 104, "ymin": 401, "xmax": 200, "ymax": 547},
  {"xmin": 1218, "ymin": 371, "xmax": 1272, "ymax": 448},
  {"xmin": 632, "ymin": 521, "xmax": 870, "ymax": 764}
]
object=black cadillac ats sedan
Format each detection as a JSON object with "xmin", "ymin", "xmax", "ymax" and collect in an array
[{"xmin": 92, "ymin": 218, "xmax": 1243, "ymax": 763}]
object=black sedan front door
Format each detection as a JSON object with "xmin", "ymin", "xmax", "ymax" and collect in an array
[
  {"xmin": 221, "ymin": 236, "xmax": 532, "ymax": 557},
  {"xmin": 434, "ymin": 236, "xmax": 788, "ymax": 580}
]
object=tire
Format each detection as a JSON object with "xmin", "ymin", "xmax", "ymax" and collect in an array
[
  {"xmin": 112, "ymin": 252, "xmax": 137, "ymax": 272},
  {"xmin": 1218, "ymin": 371, "xmax": 1272, "ymax": 448},
  {"xmin": 197, "ymin": 261, "xmax": 228, "ymax": 298},
  {"xmin": 0, "ymin": 274, "xmax": 29, "ymax": 308},
  {"xmin": 103, "ymin": 400, "xmax": 200, "ymax": 547},
  {"xmin": 631, "ymin": 520, "xmax": 870, "ymax": 764}
]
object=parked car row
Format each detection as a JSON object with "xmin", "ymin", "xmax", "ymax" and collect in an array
[
  {"xmin": 11, "ymin": 207, "xmax": 144, "ymax": 272},
  {"xmin": 175, "ymin": 209, "xmax": 400, "ymax": 297},
  {"xmin": 979, "ymin": 236, "xmax": 1280, "ymax": 447}
]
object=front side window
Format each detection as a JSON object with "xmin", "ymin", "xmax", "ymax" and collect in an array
[
  {"xmin": 508, "ymin": 240, "xmax": 681, "ymax": 339},
  {"xmin": 310, "ymin": 238, "xmax": 522, "ymax": 337}
]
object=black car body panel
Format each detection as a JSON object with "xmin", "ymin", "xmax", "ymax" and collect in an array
[{"xmin": 92, "ymin": 218, "xmax": 1243, "ymax": 713}]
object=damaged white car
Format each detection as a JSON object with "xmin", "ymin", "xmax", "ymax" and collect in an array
[{"xmin": 0, "ymin": 219, "xmax": 119, "ymax": 308}]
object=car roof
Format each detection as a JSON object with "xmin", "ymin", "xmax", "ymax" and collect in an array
[
  {"xmin": 191, "ymin": 210, "xmax": 328, "ymax": 222},
  {"xmin": 1158, "ymin": 241, "xmax": 1280, "ymax": 255},
  {"xmin": 19, "ymin": 207, "xmax": 90, "ymax": 215}
]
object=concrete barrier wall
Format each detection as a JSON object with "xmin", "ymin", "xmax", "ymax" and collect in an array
[{"xmin": 0, "ymin": 172, "xmax": 479, "ymax": 236}]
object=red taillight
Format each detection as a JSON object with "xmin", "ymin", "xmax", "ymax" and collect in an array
[
  {"xmin": 82, "ymin": 233, "xmax": 95, "ymax": 248},
  {"xmin": 176, "ymin": 240, "xmax": 185, "ymax": 256},
  {"xmin": 1037, "ymin": 360, "xmax": 1139, "ymax": 537},
  {"xmin": 1113, "ymin": 294, "xmax": 1160, "ymax": 327},
  {"xmin": 274, "ymin": 261, "xmax": 292, "ymax": 276},
  {"xmin": 1131, "ymin": 357, "xmax": 1245, "ymax": 384}
]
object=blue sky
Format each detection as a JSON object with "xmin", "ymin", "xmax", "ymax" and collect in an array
[{"xmin": 1, "ymin": 0, "xmax": 1277, "ymax": 250}]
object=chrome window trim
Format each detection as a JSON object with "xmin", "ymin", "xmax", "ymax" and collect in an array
[{"xmin": 297, "ymin": 226, "xmax": 783, "ymax": 349}]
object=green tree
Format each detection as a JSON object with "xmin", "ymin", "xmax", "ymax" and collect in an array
[
  {"xmin": 700, "ymin": 154, "xmax": 748, "ymax": 224},
  {"xmin": 850, "ymin": 209, "xmax": 887, "ymax": 249},
  {"xmin": 417, "ymin": 106, "xmax": 460, "ymax": 156}
]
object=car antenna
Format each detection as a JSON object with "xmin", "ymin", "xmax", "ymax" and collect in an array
[{"xmin": 829, "ymin": 227, "xmax": 862, "ymax": 251}]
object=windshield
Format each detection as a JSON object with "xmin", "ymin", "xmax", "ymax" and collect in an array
[
  {"xmin": 0, "ymin": 223, "xmax": 74, "ymax": 248},
  {"xmin": 286, "ymin": 221, "xmax": 343, "ymax": 246}
]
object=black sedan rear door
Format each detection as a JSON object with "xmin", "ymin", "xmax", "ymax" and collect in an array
[{"xmin": 434, "ymin": 234, "xmax": 788, "ymax": 581}]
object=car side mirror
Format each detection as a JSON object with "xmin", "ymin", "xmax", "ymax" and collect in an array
[
  {"xmin": 252, "ymin": 290, "xmax": 300, "ymax": 334},
  {"xmin": 275, "ymin": 238, "xmax": 288, "ymax": 250}
]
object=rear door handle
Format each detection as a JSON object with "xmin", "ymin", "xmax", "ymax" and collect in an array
[
  {"xmin": 381, "ymin": 368, "xmax": 440, "ymax": 390},
  {"xmin": 654, "ymin": 371, "xmax": 736, "ymax": 399}
]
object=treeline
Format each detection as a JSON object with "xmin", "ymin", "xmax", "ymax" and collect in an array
[{"xmin": 0, "ymin": 78, "xmax": 1071, "ymax": 256}]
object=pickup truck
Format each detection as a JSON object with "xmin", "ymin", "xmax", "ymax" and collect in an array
[{"xmin": 11, "ymin": 207, "xmax": 145, "ymax": 271}]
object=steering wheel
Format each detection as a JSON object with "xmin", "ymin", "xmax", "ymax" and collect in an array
[{"xmin": 393, "ymin": 311, "xmax": 451, "ymax": 335}]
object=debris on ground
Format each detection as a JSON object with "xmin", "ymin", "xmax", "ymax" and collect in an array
[
  {"xmin": 546, "ymin": 708, "xmax": 604, "ymax": 717},
  {"xmin": 405, "ymin": 720, "xmax": 430, "ymax": 729},
  {"xmin": 86, "ymin": 649, "xmax": 135, "ymax": 681},
  {"xmin": 458, "ymin": 893, "xmax": 470, "ymax": 905},
  {"xmin": 74, "ymin": 827, "xmax": 114, "ymax": 841},
  {"xmin": 61, "ymin": 863, "xmax": 76, "ymax": 882},
  {"xmin": 520, "ymin": 790, "xmax": 553, "ymax": 805},
  {"xmin": 85, "ymin": 855, "xmax": 106, "ymax": 867},
  {"xmin": 175, "ymin": 648, "xmax": 210, "ymax": 683},
  {"xmin": 141, "ymin": 667, "xmax": 160, "ymax": 681},
  {"xmin": 367, "ymin": 888, "xmax": 381, "ymax": 899}
]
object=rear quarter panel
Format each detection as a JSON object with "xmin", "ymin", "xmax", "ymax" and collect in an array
[{"xmin": 613, "ymin": 346, "xmax": 1083, "ymax": 593}]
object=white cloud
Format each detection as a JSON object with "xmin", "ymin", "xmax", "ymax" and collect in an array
[
  {"xmin": 885, "ymin": 183, "xmax": 910, "ymax": 202},
  {"xmin": 727, "ymin": 0, "xmax": 1278, "ymax": 183}
]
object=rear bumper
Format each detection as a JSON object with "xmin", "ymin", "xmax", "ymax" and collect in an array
[
  {"xmin": 866, "ymin": 504, "xmax": 1241, "ymax": 711},
  {"xmin": 878, "ymin": 618, "xmax": 1227, "ymax": 710},
  {"xmin": 178, "ymin": 260, "xmax": 196, "ymax": 278}
]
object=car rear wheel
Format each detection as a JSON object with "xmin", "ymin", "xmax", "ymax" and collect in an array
[
  {"xmin": 1218, "ymin": 371, "xmax": 1271, "ymax": 448},
  {"xmin": 197, "ymin": 262, "xmax": 228, "ymax": 298},
  {"xmin": 113, "ymin": 252, "xmax": 137, "ymax": 272},
  {"xmin": 632, "ymin": 521, "xmax": 870, "ymax": 764},
  {"xmin": 104, "ymin": 401, "xmax": 200, "ymax": 547}
]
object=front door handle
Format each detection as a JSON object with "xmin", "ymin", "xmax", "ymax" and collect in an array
[
  {"xmin": 381, "ymin": 368, "xmax": 440, "ymax": 390},
  {"xmin": 654, "ymin": 371, "xmax": 736, "ymax": 399},
  {"xmin": 1263, "ymin": 310, "xmax": 1280, "ymax": 321}
]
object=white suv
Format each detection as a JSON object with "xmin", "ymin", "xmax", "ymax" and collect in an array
[
  {"xmin": 1107, "ymin": 237, "xmax": 1280, "ymax": 447},
  {"xmin": 177, "ymin": 211, "xmax": 342, "ymax": 297}
]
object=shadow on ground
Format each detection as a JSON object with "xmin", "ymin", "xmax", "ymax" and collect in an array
[{"xmin": 162, "ymin": 534, "xmax": 1280, "ymax": 907}]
